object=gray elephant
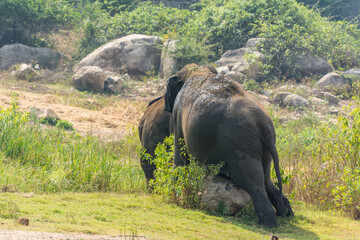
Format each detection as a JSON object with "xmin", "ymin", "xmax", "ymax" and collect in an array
[
  {"xmin": 164, "ymin": 64, "xmax": 293, "ymax": 227},
  {"xmin": 138, "ymin": 96, "xmax": 171, "ymax": 185}
]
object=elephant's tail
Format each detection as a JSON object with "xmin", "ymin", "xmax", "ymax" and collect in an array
[{"xmin": 269, "ymin": 146, "xmax": 283, "ymax": 194}]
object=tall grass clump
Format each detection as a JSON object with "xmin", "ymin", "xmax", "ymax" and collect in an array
[
  {"xmin": 148, "ymin": 136, "xmax": 221, "ymax": 209},
  {"xmin": 275, "ymin": 102, "xmax": 360, "ymax": 218},
  {"xmin": 0, "ymin": 100, "xmax": 145, "ymax": 193}
]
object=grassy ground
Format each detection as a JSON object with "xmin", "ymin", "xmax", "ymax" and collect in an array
[{"xmin": 0, "ymin": 192, "xmax": 359, "ymax": 240}]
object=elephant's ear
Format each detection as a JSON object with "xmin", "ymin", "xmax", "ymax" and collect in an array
[{"xmin": 164, "ymin": 75, "xmax": 181, "ymax": 113}]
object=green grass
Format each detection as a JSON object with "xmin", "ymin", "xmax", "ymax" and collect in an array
[
  {"xmin": 0, "ymin": 102, "xmax": 146, "ymax": 193},
  {"xmin": 0, "ymin": 193, "xmax": 359, "ymax": 240}
]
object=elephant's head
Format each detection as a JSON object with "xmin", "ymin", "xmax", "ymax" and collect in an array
[{"xmin": 164, "ymin": 64, "xmax": 218, "ymax": 113}]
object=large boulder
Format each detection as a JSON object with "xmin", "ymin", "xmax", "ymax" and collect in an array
[
  {"xmin": 72, "ymin": 66, "xmax": 108, "ymax": 92},
  {"xmin": 284, "ymin": 54, "xmax": 333, "ymax": 78},
  {"xmin": 315, "ymin": 72, "xmax": 348, "ymax": 94},
  {"xmin": 77, "ymin": 34, "xmax": 163, "ymax": 79},
  {"xmin": 159, "ymin": 39, "xmax": 180, "ymax": 78},
  {"xmin": 0, "ymin": 44, "xmax": 61, "ymax": 70},
  {"xmin": 15, "ymin": 63, "xmax": 40, "ymax": 81},
  {"xmin": 200, "ymin": 175, "xmax": 251, "ymax": 215}
]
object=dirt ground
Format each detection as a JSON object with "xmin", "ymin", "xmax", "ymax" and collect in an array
[{"xmin": 0, "ymin": 73, "xmax": 166, "ymax": 142}]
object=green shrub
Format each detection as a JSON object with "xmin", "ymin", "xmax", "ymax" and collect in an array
[
  {"xmin": 55, "ymin": 120, "xmax": 74, "ymax": 130},
  {"xmin": 149, "ymin": 135, "xmax": 222, "ymax": 209},
  {"xmin": 0, "ymin": 0, "xmax": 77, "ymax": 47}
]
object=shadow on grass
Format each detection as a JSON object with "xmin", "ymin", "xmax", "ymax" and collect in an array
[{"xmin": 206, "ymin": 207, "xmax": 320, "ymax": 240}]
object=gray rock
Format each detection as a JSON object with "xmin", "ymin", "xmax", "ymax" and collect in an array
[
  {"xmin": 344, "ymin": 68, "xmax": 360, "ymax": 76},
  {"xmin": 295, "ymin": 85, "xmax": 311, "ymax": 98},
  {"xmin": 0, "ymin": 43, "xmax": 61, "ymax": 70},
  {"xmin": 216, "ymin": 66, "xmax": 230, "ymax": 75},
  {"xmin": 273, "ymin": 92, "xmax": 292, "ymax": 106},
  {"xmin": 28, "ymin": 107, "xmax": 60, "ymax": 120},
  {"xmin": 312, "ymin": 89, "xmax": 341, "ymax": 104},
  {"xmin": 315, "ymin": 72, "xmax": 348, "ymax": 94},
  {"xmin": 15, "ymin": 64, "xmax": 40, "ymax": 81},
  {"xmin": 215, "ymin": 48, "xmax": 265, "ymax": 69},
  {"xmin": 323, "ymin": 92, "xmax": 341, "ymax": 105},
  {"xmin": 77, "ymin": 34, "xmax": 163, "ymax": 79},
  {"xmin": 104, "ymin": 75, "xmax": 123, "ymax": 94},
  {"xmin": 284, "ymin": 54, "xmax": 333, "ymax": 78},
  {"xmin": 72, "ymin": 66, "xmax": 108, "ymax": 92},
  {"xmin": 225, "ymin": 71, "xmax": 246, "ymax": 84},
  {"xmin": 200, "ymin": 175, "xmax": 251, "ymax": 215},
  {"xmin": 283, "ymin": 94, "xmax": 309, "ymax": 108},
  {"xmin": 308, "ymin": 96, "xmax": 327, "ymax": 105},
  {"xmin": 245, "ymin": 38, "xmax": 266, "ymax": 48},
  {"xmin": 159, "ymin": 39, "xmax": 180, "ymax": 78}
]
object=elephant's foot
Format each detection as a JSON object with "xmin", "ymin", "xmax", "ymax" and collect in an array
[
  {"xmin": 282, "ymin": 196, "xmax": 294, "ymax": 217},
  {"xmin": 258, "ymin": 212, "xmax": 278, "ymax": 228}
]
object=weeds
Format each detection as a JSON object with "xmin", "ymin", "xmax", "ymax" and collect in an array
[
  {"xmin": 149, "ymin": 135, "xmax": 222, "ymax": 209},
  {"xmin": 0, "ymin": 100, "xmax": 145, "ymax": 193},
  {"xmin": 276, "ymin": 102, "xmax": 360, "ymax": 218}
]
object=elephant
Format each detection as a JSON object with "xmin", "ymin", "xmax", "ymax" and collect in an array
[
  {"xmin": 164, "ymin": 64, "xmax": 293, "ymax": 227},
  {"xmin": 138, "ymin": 96, "xmax": 171, "ymax": 185}
]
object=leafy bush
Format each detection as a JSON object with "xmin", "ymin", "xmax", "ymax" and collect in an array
[
  {"xmin": 149, "ymin": 135, "xmax": 221, "ymax": 209},
  {"xmin": 0, "ymin": 0, "xmax": 77, "ymax": 47},
  {"xmin": 55, "ymin": 119, "xmax": 74, "ymax": 130}
]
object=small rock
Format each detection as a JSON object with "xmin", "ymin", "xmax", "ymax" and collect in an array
[
  {"xmin": 225, "ymin": 71, "xmax": 246, "ymax": 84},
  {"xmin": 15, "ymin": 64, "xmax": 40, "ymax": 81},
  {"xmin": 283, "ymin": 94, "xmax": 309, "ymax": 108},
  {"xmin": 104, "ymin": 75, "xmax": 123, "ymax": 94},
  {"xmin": 315, "ymin": 72, "xmax": 348, "ymax": 94},
  {"xmin": 308, "ymin": 97, "xmax": 327, "ymax": 105},
  {"xmin": 344, "ymin": 68, "xmax": 360, "ymax": 76},
  {"xmin": 295, "ymin": 85, "xmax": 311, "ymax": 98},
  {"xmin": 273, "ymin": 92, "xmax": 292, "ymax": 106},
  {"xmin": 18, "ymin": 217, "xmax": 29, "ymax": 226},
  {"xmin": 245, "ymin": 38, "xmax": 266, "ymax": 48},
  {"xmin": 313, "ymin": 90, "xmax": 340, "ymax": 105},
  {"xmin": 216, "ymin": 66, "xmax": 230, "ymax": 75},
  {"xmin": 28, "ymin": 107, "xmax": 60, "ymax": 120},
  {"xmin": 122, "ymin": 73, "xmax": 131, "ymax": 81},
  {"xmin": 72, "ymin": 66, "xmax": 108, "ymax": 92},
  {"xmin": 329, "ymin": 106, "xmax": 339, "ymax": 115}
]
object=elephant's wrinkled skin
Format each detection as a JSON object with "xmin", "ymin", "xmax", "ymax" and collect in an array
[
  {"xmin": 164, "ymin": 64, "xmax": 293, "ymax": 227},
  {"xmin": 138, "ymin": 96, "xmax": 171, "ymax": 184}
]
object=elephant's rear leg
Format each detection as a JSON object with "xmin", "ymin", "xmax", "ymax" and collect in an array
[
  {"xmin": 263, "ymin": 151, "xmax": 294, "ymax": 217},
  {"xmin": 228, "ymin": 152, "xmax": 278, "ymax": 227}
]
